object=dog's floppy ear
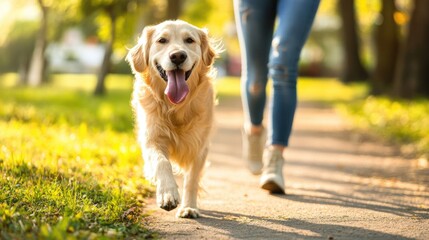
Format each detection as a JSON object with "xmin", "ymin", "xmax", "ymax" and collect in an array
[
  {"xmin": 199, "ymin": 28, "xmax": 217, "ymax": 67},
  {"xmin": 127, "ymin": 26, "xmax": 155, "ymax": 73}
]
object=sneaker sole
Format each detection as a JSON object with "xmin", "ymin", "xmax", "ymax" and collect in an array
[{"xmin": 261, "ymin": 181, "xmax": 285, "ymax": 194}]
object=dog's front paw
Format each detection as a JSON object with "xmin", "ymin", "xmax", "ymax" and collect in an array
[
  {"xmin": 176, "ymin": 207, "xmax": 200, "ymax": 218},
  {"xmin": 157, "ymin": 187, "xmax": 180, "ymax": 211}
]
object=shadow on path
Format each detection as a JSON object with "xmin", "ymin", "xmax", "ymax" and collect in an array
[
  {"xmin": 276, "ymin": 190, "xmax": 429, "ymax": 220},
  {"xmin": 195, "ymin": 210, "xmax": 413, "ymax": 240}
]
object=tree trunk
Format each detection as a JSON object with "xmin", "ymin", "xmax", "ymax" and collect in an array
[
  {"xmin": 94, "ymin": 14, "xmax": 116, "ymax": 96},
  {"xmin": 18, "ymin": 57, "xmax": 30, "ymax": 85},
  {"xmin": 393, "ymin": 0, "xmax": 429, "ymax": 98},
  {"xmin": 338, "ymin": 0, "xmax": 369, "ymax": 83},
  {"xmin": 371, "ymin": 0, "xmax": 399, "ymax": 95},
  {"xmin": 166, "ymin": 0, "xmax": 183, "ymax": 20},
  {"xmin": 28, "ymin": 0, "xmax": 48, "ymax": 87}
]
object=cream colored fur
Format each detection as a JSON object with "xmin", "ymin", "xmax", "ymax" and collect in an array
[{"xmin": 127, "ymin": 20, "xmax": 217, "ymax": 218}]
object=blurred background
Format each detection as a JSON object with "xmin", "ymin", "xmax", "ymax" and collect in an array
[
  {"xmin": 0, "ymin": 1, "xmax": 428, "ymax": 238},
  {"xmin": 0, "ymin": 0, "xmax": 428, "ymax": 98}
]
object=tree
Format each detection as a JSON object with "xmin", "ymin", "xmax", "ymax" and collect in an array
[
  {"xmin": 14, "ymin": 0, "xmax": 79, "ymax": 86},
  {"xmin": 371, "ymin": 0, "xmax": 400, "ymax": 95},
  {"xmin": 0, "ymin": 21, "xmax": 38, "ymax": 84},
  {"xmin": 27, "ymin": 0, "xmax": 49, "ymax": 86},
  {"xmin": 80, "ymin": 0, "xmax": 146, "ymax": 95},
  {"xmin": 338, "ymin": 0, "xmax": 369, "ymax": 83},
  {"xmin": 393, "ymin": 0, "xmax": 429, "ymax": 98},
  {"xmin": 166, "ymin": 0, "xmax": 184, "ymax": 20}
]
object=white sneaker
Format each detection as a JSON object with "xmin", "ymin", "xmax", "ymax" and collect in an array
[
  {"xmin": 260, "ymin": 147, "xmax": 285, "ymax": 194},
  {"xmin": 242, "ymin": 128, "xmax": 266, "ymax": 175}
]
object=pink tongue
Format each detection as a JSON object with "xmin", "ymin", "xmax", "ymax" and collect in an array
[{"xmin": 164, "ymin": 69, "xmax": 189, "ymax": 104}]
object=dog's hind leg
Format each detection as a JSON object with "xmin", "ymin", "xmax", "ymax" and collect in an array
[
  {"xmin": 144, "ymin": 147, "xmax": 180, "ymax": 211},
  {"xmin": 176, "ymin": 148, "xmax": 207, "ymax": 218}
]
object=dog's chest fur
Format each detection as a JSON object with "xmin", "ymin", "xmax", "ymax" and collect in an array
[{"xmin": 133, "ymin": 81, "xmax": 214, "ymax": 169}]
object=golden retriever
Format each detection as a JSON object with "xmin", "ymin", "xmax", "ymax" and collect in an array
[{"xmin": 127, "ymin": 20, "xmax": 217, "ymax": 218}]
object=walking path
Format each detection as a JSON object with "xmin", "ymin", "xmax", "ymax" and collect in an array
[{"xmin": 145, "ymin": 97, "xmax": 429, "ymax": 239}]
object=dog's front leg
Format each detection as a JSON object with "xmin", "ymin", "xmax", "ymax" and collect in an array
[
  {"xmin": 144, "ymin": 147, "xmax": 180, "ymax": 211},
  {"xmin": 176, "ymin": 148, "xmax": 207, "ymax": 218}
]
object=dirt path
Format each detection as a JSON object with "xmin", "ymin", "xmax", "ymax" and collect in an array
[{"xmin": 145, "ymin": 97, "xmax": 429, "ymax": 239}]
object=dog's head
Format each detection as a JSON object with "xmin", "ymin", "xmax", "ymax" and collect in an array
[{"xmin": 127, "ymin": 20, "xmax": 217, "ymax": 105}]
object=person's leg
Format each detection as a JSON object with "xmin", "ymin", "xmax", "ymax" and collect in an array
[
  {"xmin": 234, "ymin": 0, "xmax": 276, "ymax": 174},
  {"xmin": 268, "ymin": 0, "xmax": 320, "ymax": 149},
  {"xmin": 234, "ymin": 0, "xmax": 276, "ymax": 132},
  {"xmin": 261, "ymin": 0, "xmax": 320, "ymax": 193}
]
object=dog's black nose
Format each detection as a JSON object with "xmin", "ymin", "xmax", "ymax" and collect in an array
[{"xmin": 169, "ymin": 51, "xmax": 187, "ymax": 65}]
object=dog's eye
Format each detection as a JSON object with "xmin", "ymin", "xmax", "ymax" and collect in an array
[
  {"xmin": 158, "ymin": 38, "xmax": 168, "ymax": 44},
  {"xmin": 185, "ymin": 37, "xmax": 195, "ymax": 44}
]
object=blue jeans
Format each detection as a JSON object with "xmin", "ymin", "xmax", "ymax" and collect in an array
[{"xmin": 234, "ymin": 0, "xmax": 320, "ymax": 146}]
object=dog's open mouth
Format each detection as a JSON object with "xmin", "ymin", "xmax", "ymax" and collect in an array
[
  {"xmin": 156, "ymin": 63, "xmax": 194, "ymax": 104},
  {"xmin": 156, "ymin": 63, "xmax": 193, "ymax": 82}
]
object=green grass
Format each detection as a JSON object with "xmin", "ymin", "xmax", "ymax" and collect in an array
[
  {"xmin": 0, "ymin": 74, "xmax": 154, "ymax": 239},
  {"xmin": 297, "ymin": 78, "xmax": 368, "ymax": 103},
  {"xmin": 215, "ymin": 76, "xmax": 368, "ymax": 103},
  {"xmin": 1, "ymin": 74, "xmax": 134, "ymax": 132},
  {"xmin": 339, "ymin": 97, "xmax": 429, "ymax": 157}
]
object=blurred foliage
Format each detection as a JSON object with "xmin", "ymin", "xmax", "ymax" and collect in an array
[
  {"xmin": 180, "ymin": 0, "xmax": 235, "ymax": 58},
  {"xmin": 181, "ymin": 0, "xmax": 233, "ymax": 37},
  {"xmin": 0, "ymin": 73, "xmax": 154, "ymax": 238},
  {"xmin": 340, "ymin": 97, "xmax": 429, "ymax": 157},
  {"xmin": 95, "ymin": 10, "xmax": 141, "ymax": 56},
  {"xmin": 308, "ymin": 0, "xmax": 412, "ymax": 75},
  {"xmin": 47, "ymin": 0, "xmax": 81, "ymax": 41},
  {"xmin": 0, "ymin": 21, "xmax": 38, "ymax": 72},
  {"xmin": 181, "ymin": 0, "xmax": 213, "ymax": 28},
  {"xmin": 0, "ymin": 1, "xmax": 87, "ymax": 73},
  {"xmin": 80, "ymin": 0, "xmax": 145, "ymax": 44},
  {"xmin": 0, "ymin": 0, "xmax": 415, "ymax": 77}
]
